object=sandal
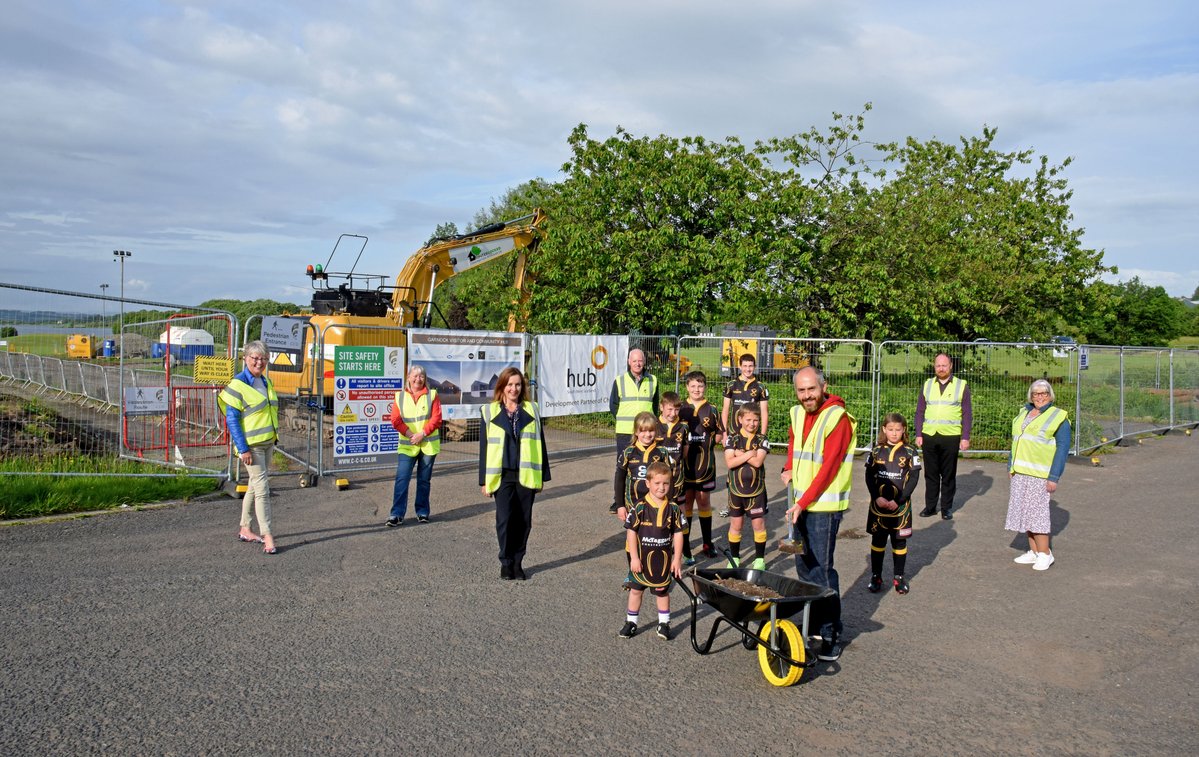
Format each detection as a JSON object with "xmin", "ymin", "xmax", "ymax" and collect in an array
[{"xmin": 238, "ymin": 533, "xmax": 264, "ymax": 544}]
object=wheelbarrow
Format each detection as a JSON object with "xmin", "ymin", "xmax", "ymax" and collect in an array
[{"xmin": 676, "ymin": 566, "xmax": 835, "ymax": 687}]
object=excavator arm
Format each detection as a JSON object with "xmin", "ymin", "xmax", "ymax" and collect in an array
[{"xmin": 390, "ymin": 208, "xmax": 546, "ymax": 329}]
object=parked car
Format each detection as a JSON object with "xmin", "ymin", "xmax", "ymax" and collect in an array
[{"xmin": 1051, "ymin": 335, "xmax": 1076, "ymax": 345}]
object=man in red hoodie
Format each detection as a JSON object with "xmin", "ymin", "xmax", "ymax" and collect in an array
[{"xmin": 781, "ymin": 366, "xmax": 857, "ymax": 662}]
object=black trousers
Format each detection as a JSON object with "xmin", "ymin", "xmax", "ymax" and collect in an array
[
  {"xmin": 495, "ymin": 477, "xmax": 536, "ymax": 567},
  {"xmin": 923, "ymin": 433, "xmax": 960, "ymax": 512}
]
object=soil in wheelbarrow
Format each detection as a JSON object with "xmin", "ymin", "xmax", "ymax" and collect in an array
[{"xmin": 711, "ymin": 577, "xmax": 783, "ymax": 599}]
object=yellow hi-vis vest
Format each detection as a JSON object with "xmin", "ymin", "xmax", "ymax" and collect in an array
[
  {"xmin": 481, "ymin": 401, "xmax": 544, "ymax": 494},
  {"xmin": 1010, "ymin": 406, "xmax": 1067, "ymax": 478},
  {"xmin": 394, "ymin": 388, "xmax": 440, "ymax": 457},
  {"xmin": 614, "ymin": 373, "xmax": 658, "ymax": 434},
  {"xmin": 217, "ymin": 376, "xmax": 279, "ymax": 449},
  {"xmin": 922, "ymin": 377, "xmax": 967, "ymax": 436},
  {"xmin": 789, "ymin": 403, "xmax": 857, "ymax": 513}
]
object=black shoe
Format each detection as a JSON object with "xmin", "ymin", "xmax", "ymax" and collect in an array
[
  {"xmin": 656, "ymin": 622, "xmax": 671, "ymax": 640},
  {"xmin": 609, "ymin": 502, "xmax": 620, "ymax": 514},
  {"xmin": 894, "ymin": 576, "xmax": 910, "ymax": 594},
  {"xmin": 500, "ymin": 565, "xmax": 514, "ymax": 580},
  {"xmin": 817, "ymin": 637, "xmax": 842, "ymax": 661},
  {"xmin": 867, "ymin": 575, "xmax": 883, "ymax": 593},
  {"xmin": 386, "ymin": 517, "xmax": 402, "ymax": 527},
  {"xmin": 618, "ymin": 621, "xmax": 637, "ymax": 639},
  {"xmin": 918, "ymin": 508, "xmax": 937, "ymax": 518},
  {"xmin": 513, "ymin": 563, "xmax": 527, "ymax": 581},
  {"xmin": 941, "ymin": 511, "xmax": 953, "ymax": 520},
  {"xmin": 417, "ymin": 515, "xmax": 430, "ymax": 523},
  {"xmin": 701, "ymin": 543, "xmax": 718, "ymax": 559}
]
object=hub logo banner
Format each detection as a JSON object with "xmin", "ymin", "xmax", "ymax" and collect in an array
[{"xmin": 535, "ymin": 335, "xmax": 628, "ymax": 417}]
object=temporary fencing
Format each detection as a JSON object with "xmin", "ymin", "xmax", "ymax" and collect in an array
[
  {"xmin": 0, "ymin": 282, "xmax": 235, "ymax": 477},
  {"xmin": 4, "ymin": 282, "xmax": 1199, "ymax": 481}
]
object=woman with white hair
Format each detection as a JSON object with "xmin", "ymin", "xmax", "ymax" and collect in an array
[
  {"xmin": 217, "ymin": 340, "xmax": 280, "ymax": 555},
  {"xmin": 1005, "ymin": 379, "xmax": 1071, "ymax": 571}
]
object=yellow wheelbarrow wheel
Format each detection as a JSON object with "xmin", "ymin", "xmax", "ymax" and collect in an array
[{"xmin": 757, "ymin": 619, "xmax": 804, "ymax": 687}]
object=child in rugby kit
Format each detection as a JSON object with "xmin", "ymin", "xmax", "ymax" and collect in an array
[
  {"xmin": 615, "ymin": 411, "xmax": 678, "ymax": 585},
  {"xmin": 680, "ymin": 371, "xmax": 725, "ymax": 560},
  {"xmin": 864, "ymin": 413, "xmax": 922, "ymax": 594},
  {"xmin": 723, "ymin": 405, "xmax": 770, "ymax": 571},
  {"xmin": 719, "ymin": 352, "xmax": 770, "ymax": 518},
  {"xmin": 721, "ymin": 353, "xmax": 770, "ymax": 436},
  {"xmin": 656, "ymin": 391, "xmax": 690, "ymax": 553},
  {"xmin": 619, "ymin": 462, "xmax": 685, "ymax": 640},
  {"xmin": 615, "ymin": 412, "xmax": 678, "ymax": 518}
]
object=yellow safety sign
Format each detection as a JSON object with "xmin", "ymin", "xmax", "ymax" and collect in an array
[
  {"xmin": 336, "ymin": 404, "xmax": 358, "ymax": 423},
  {"xmin": 192, "ymin": 356, "xmax": 235, "ymax": 384}
]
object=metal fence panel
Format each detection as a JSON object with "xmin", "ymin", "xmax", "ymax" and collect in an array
[
  {"xmin": 677, "ymin": 335, "xmax": 875, "ymax": 449},
  {"xmin": 6, "ymin": 282, "xmax": 1199, "ymax": 479},
  {"xmin": 878, "ymin": 341, "xmax": 1079, "ymax": 454}
]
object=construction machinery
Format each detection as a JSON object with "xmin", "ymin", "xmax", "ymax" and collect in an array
[{"xmin": 268, "ymin": 209, "xmax": 546, "ymax": 401}]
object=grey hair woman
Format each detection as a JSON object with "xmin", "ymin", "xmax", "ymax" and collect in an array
[{"xmin": 1004, "ymin": 378, "xmax": 1071, "ymax": 571}]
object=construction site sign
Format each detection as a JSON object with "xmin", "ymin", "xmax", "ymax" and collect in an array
[
  {"xmin": 123, "ymin": 387, "xmax": 169, "ymax": 416},
  {"xmin": 262, "ymin": 316, "xmax": 307, "ymax": 374},
  {"xmin": 407, "ymin": 329, "xmax": 526, "ymax": 421},
  {"xmin": 192, "ymin": 356, "xmax": 235, "ymax": 385},
  {"xmin": 331, "ymin": 345, "xmax": 405, "ymax": 469}
]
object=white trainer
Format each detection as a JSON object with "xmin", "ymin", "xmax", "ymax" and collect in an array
[
  {"xmin": 1033, "ymin": 552, "xmax": 1055, "ymax": 571},
  {"xmin": 1013, "ymin": 550, "xmax": 1037, "ymax": 564}
]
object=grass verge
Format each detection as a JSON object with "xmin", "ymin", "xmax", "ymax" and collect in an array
[{"xmin": 0, "ymin": 457, "xmax": 220, "ymax": 520}]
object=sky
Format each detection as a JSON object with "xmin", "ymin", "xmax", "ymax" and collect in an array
[{"xmin": 2, "ymin": 0, "xmax": 1197, "ymax": 314}]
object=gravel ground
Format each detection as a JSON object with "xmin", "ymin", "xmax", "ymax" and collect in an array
[{"xmin": 2, "ymin": 431, "xmax": 1197, "ymax": 755}]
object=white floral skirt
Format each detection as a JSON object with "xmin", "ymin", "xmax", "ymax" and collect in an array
[{"xmin": 1004, "ymin": 473, "xmax": 1051, "ymax": 534}]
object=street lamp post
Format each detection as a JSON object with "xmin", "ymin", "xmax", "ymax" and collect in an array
[
  {"xmin": 113, "ymin": 251, "xmax": 131, "ymax": 346},
  {"xmin": 99, "ymin": 283, "xmax": 109, "ymax": 325}
]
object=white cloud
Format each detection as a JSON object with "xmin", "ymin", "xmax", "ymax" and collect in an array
[{"xmin": 1, "ymin": 0, "xmax": 1196, "ymax": 303}]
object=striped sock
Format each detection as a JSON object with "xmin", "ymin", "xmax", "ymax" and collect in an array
[{"xmin": 754, "ymin": 530, "xmax": 767, "ymax": 560}]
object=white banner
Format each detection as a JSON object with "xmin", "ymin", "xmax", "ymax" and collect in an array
[
  {"xmin": 535, "ymin": 334, "xmax": 628, "ymax": 417},
  {"xmin": 407, "ymin": 329, "xmax": 527, "ymax": 420}
]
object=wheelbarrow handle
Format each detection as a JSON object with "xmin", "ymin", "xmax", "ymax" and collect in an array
[{"xmin": 676, "ymin": 568, "xmax": 699, "ymax": 604}]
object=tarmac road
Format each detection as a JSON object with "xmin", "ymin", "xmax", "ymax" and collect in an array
[{"xmin": 2, "ymin": 432, "xmax": 1197, "ymax": 755}]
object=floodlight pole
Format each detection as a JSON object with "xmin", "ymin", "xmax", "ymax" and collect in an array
[{"xmin": 113, "ymin": 251, "xmax": 131, "ymax": 339}]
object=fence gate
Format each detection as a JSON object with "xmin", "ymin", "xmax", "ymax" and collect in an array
[{"xmin": 119, "ymin": 313, "xmax": 237, "ymax": 474}]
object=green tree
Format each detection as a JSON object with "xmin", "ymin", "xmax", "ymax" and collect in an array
[
  {"xmin": 752, "ymin": 125, "xmax": 1111, "ymax": 342},
  {"xmin": 526, "ymin": 126, "xmax": 771, "ymax": 334},
  {"xmin": 1084, "ymin": 278, "xmax": 1187, "ymax": 346},
  {"xmin": 431, "ymin": 180, "xmax": 558, "ymax": 330},
  {"xmin": 463, "ymin": 109, "xmax": 1112, "ymax": 343}
]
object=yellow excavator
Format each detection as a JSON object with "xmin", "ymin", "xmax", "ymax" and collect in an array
[{"xmin": 269, "ymin": 209, "xmax": 545, "ymax": 402}]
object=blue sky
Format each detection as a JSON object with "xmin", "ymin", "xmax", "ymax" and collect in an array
[{"xmin": 2, "ymin": 0, "xmax": 1196, "ymax": 310}]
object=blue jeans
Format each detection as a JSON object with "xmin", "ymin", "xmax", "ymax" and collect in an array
[
  {"xmin": 391, "ymin": 452, "xmax": 436, "ymax": 519},
  {"xmin": 792, "ymin": 511, "xmax": 843, "ymax": 641}
]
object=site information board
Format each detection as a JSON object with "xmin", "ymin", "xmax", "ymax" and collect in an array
[
  {"xmin": 332, "ymin": 346, "xmax": 405, "ymax": 470},
  {"xmin": 407, "ymin": 329, "xmax": 526, "ymax": 421}
]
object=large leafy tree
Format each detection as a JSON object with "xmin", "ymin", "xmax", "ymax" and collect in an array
[
  {"xmin": 432, "ymin": 180, "xmax": 557, "ymax": 330},
  {"xmin": 755, "ymin": 126, "xmax": 1111, "ymax": 342},
  {"xmin": 525, "ymin": 126, "xmax": 771, "ymax": 334},
  {"xmin": 449, "ymin": 108, "xmax": 1113, "ymax": 343}
]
